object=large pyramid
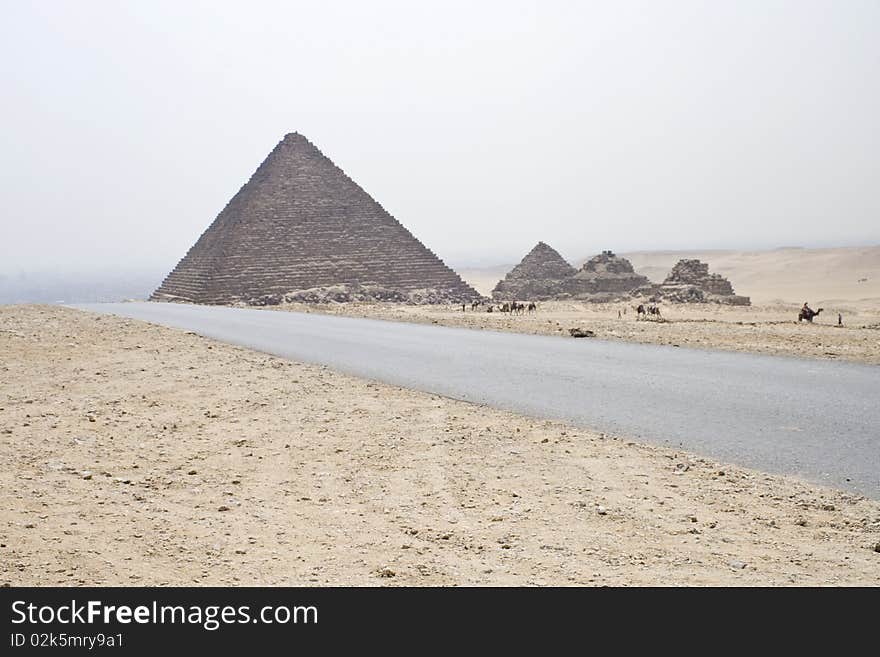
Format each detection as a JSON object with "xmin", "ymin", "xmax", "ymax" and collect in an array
[
  {"xmin": 492, "ymin": 242, "xmax": 576, "ymax": 300},
  {"xmin": 152, "ymin": 133, "xmax": 479, "ymax": 305}
]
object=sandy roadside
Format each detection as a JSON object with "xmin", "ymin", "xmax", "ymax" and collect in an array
[
  {"xmin": 273, "ymin": 300, "xmax": 880, "ymax": 365},
  {"xmin": 1, "ymin": 305, "xmax": 878, "ymax": 586}
]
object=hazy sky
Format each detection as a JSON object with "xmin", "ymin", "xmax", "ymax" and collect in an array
[{"xmin": 1, "ymin": 0, "xmax": 878, "ymax": 274}]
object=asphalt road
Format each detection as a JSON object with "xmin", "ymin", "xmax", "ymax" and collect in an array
[{"xmin": 73, "ymin": 302, "xmax": 880, "ymax": 499}]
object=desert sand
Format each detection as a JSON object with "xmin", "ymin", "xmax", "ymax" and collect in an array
[
  {"xmin": 324, "ymin": 246, "xmax": 880, "ymax": 365},
  {"xmin": 2, "ymin": 305, "xmax": 878, "ymax": 586},
  {"xmin": 276, "ymin": 301, "xmax": 880, "ymax": 365}
]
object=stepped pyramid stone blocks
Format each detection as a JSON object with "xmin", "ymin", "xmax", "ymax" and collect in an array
[
  {"xmin": 491, "ymin": 242, "xmax": 577, "ymax": 300},
  {"xmin": 563, "ymin": 250, "xmax": 651, "ymax": 301},
  {"xmin": 151, "ymin": 133, "xmax": 480, "ymax": 305},
  {"xmin": 648, "ymin": 259, "xmax": 750, "ymax": 305}
]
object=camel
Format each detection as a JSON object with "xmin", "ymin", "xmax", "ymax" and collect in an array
[
  {"xmin": 527, "ymin": 302, "xmax": 537, "ymax": 313},
  {"xmin": 635, "ymin": 304, "xmax": 663, "ymax": 320},
  {"xmin": 798, "ymin": 307, "xmax": 823, "ymax": 323},
  {"xmin": 500, "ymin": 301, "xmax": 527, "ymax": 315}
]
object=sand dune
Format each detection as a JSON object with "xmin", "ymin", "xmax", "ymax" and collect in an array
[{"xmin": 459, "ymin": 246, "xmax": 880, "ymax": 308}]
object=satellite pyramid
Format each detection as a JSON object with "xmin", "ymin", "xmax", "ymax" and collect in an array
[
  {"xmin": 492, "ymin": 242, "xmax": 576, "ymax": 300},
  {"xmin": 152, "ymin": 133, "xmax": 479, "ymax": 305},
  {"xmin": 562, "ymin": 250, "xmax": 651, "ymax": 300},
  {"xmin": 650, "ymin": 259, "xmax": 750, "ymax": 305}
]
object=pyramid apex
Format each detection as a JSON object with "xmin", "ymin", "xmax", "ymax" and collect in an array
[
  {"xmin": 529, "ymin": 241, "xmax": 554, "ymax": 252},
  {"xmin": 277, "ymin": 133, "xmax": 323, "ymax": 155},
  {"xmin": 528, "ymin": 241, "xmax": 562, "ymax": 256}
]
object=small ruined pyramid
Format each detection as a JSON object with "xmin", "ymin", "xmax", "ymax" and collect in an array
[
  {"xmin": 492, "ymin": 242, "xmax": 576, "ymax": 300},
  {"xmin": 563, "ymin": 250, "xmax": 651, "ymax": 300},
  {"xmin": 653, "ymin": 259, "xmax": 750, "ymax": 305},
  {"xmin": 152, "ymin": 133, "xmax": 479, "ymax": 305}
]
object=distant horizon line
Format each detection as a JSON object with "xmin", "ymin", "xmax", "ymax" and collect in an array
[{"xmin": 2, "ymin": 241, "xmax": 879, "ymax": 277}]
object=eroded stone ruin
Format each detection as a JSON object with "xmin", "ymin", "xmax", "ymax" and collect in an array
[
  {"xmin": 644, "ymin": 259, "xmax": 750, "ymax": 305},
  {"xmin": 491, "ymin": 242, "xmax": 576, "ymax": 300},
  {"xmin": 563, "ymin": 250, "xmax": 651, "ymax": 301},
  {"xmin": 493, "ymin": 247, "xmax": 648, "ymax": 301},
  {"xmin": 492, "ymin": 248, "xmax": 749, "ymax": 305},
  {"xmin": 152, "ymin": 133, "xmax": 480, "ymax": 305}
]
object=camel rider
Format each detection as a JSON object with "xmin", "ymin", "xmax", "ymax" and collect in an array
[{"xmin": 803, "ymin": 301, "xmax": 812, "ymax": 314}]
